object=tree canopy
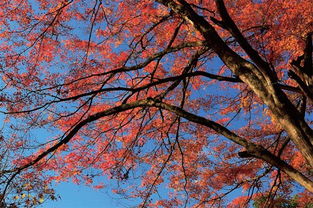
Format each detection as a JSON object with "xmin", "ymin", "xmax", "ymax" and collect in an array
[{"xmin": 0, "ymin": 0, "xmax": 312, "ymax": 207}]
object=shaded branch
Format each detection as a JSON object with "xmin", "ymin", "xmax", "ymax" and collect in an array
[
  {"xmin": 2, "ymin": 97, "xmax": 313, "ymax": 195},
  {"xmin": 303, "ymin": 32, "xmax": 312, "ymax": 77},
  {"xmin": 214, "ymin": 0, "xmax": 276, "ymax": 80},
  {"xmin": 288, "ymin": 70, "xmax": 313, "ymax": 102},
  {"xmin": 155, "ymin": 0, "xmax": 313, "ymax": 170},
  {"xmin": 149, "ymin": 99, "xmax": 313, "ymax": 192}
]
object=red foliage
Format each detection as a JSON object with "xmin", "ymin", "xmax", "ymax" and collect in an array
[{"xmin": 0, "ymin": 0, "xmax": 312, "ymax": 207}]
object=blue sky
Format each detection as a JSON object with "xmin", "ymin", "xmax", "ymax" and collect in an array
[{"xmin": 40, "ymin": 182, "xmax": 130, "ymax": 208}]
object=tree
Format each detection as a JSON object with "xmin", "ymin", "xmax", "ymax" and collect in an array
[{"xmin": 0, "ymin": 0, "xmax": 312, "ymax": 207}]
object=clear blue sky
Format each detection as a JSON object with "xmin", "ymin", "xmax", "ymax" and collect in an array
[{"xmin": 40, "ymin": 182, "xmax": 134, "ymax": 208}]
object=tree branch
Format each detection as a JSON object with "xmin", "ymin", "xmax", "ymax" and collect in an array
[
  {"xmin": 149, "ymin": 99, "xmax": 313, "ymax": 192},
  {"xmin": 2, "ymin": 98, "xmax": 313, "ymax": 194},
  {"xmin": 155, "ymin": 0, "xmax": 313, "ymax": 169},
  {"xmin": 214, "ymin": 0, "xmax": 276, "ymax": 80}
]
